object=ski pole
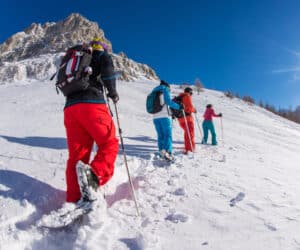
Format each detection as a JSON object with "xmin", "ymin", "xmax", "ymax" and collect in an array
[
  {"xmin": 99, "ymin": 77, "xmax": 139, "ymax": 215},
  {"xmin": 220, "ymin": 117, "xmax": 224, "ymax": 142},
  {"xmin": 113, "ymin": 103, "xmax": 140, "ymax": 216},
  {"xmin": 182, "ymin": 111, "xmax": 194, "ymax": 153},
  {"xmin": 194, "ymin": 113, "xmax": 203, "ymax": 138}
]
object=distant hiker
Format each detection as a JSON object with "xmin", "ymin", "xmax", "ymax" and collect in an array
[
  {"xmin": 149, "ymin": 80, "xmax": 182, "ymax": 161},
  {"xmin": 202, "ymin": 104, "xmax": 222, "ymax": 145},
  {"xmin": 63, "ymin": 37, "xmax": 119, "ymax": 204},
  {"xmin": 177, "ymin": 87, "xmax": 197, "ymax": 153}
]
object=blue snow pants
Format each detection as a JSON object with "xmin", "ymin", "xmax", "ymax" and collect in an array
[
  {"xmin": 202, "ymin": 120, "xmax": 217, "ymax": 145},
  {"xmin": 153, "ymin": 117, "xmax": 173, "ymax": 153}
]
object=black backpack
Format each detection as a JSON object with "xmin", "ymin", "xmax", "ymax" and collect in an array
[
  {"xmin": 55, "ymin": 45, "xmax": 92, "ymax": 96},
  {"xmin": 170, "ymin": 95, "xmax": 184, "ymax": 118},
  {"xmin": 146, "ymin": 90, "xmax": 163, "ymax": 114}
]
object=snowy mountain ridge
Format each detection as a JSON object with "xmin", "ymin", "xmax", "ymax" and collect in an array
[{"xmin": 0, "ymin": 13, "xmax": 159, "ymax": 83}]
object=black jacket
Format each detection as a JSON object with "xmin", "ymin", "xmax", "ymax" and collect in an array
[{"xmin": 65, "ymin": 50, "xmax": 118, "ymax": 108}]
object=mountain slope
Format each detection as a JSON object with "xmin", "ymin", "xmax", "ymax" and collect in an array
[{"xmin": 0, "ymin": 80, "xmax": 300, "ymax": 250}]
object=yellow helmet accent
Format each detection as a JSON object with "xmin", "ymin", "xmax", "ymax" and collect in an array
[{"xmin": 90, "ymin": 37, "xmax": 105, "ymax": 51}]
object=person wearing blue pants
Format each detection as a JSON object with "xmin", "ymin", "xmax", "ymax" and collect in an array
[
  {"xmin": 151, "ymin": 80, "xmax": 182, "ymax": 161},
  {"xmin": 202, "ymin": 104, "xmax": 222, "ymax": 145}
]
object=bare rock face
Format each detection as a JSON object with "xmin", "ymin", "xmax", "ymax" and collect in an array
[
  {"xmin": 0, "ymin": 13, "xmax": 159, "ymax": 83},
  {"xmin": 113, "ymin": 53, "xmax": 158, "ymax": 81},
  {"xmin": 0, "ymin": 13, "xmax": 110, "ymax": 62}
]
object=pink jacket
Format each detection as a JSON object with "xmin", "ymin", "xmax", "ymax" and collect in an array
[{"xmin": 203, "ymin": 107, "xmax": 220, "ymax": 121}]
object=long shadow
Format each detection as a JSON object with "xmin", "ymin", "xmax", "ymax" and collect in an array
[
  {"xmin": 0, "ymin": 135, "xmax": 67, "ymax": 150},
  {"xmin": 122, "ymin": 144, "xmax": 157, "ymax": 160},
  {"xmin": 123, "ymin": 135, "xmax": 184, "ymax": 160},
  {"xmin": 126, "ymin": 135, "xmax": 182, "ymax": 144},
  {"xmin": 125, "ymin": 136, "xmax": 157, "ymax": 143},
  {"xmin": 0, "ymin": 169, "xmax": 65, "ymax": 229}
]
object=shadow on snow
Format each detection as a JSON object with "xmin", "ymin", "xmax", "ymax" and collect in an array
[
  {"xmin": 0, "ymin": 169, "xmax": 65, "ymax": 229},
  {"xmin": 106, "ymin": 176, "xmax": 144, "ymax": 208},
  {"xmin": 0, "ymin": 135, "xmax": 67, "ymax": 150},
  {"xmin": 123, "ymin": 135, "xmax": 183, "ymax": 160}
]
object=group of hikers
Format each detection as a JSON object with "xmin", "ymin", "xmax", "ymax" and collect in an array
[
  {"xmin": 149, "ymin": 80, "xmax": 222, "ymax": 162},
  {"xmin": 57, "ymin": 37, "xmax": 222, "ymax": 206}
]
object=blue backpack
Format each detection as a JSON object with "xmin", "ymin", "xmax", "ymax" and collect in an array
[{"xmin": 146, "ymin": 90, "xmax": 163, "ymax": 114}]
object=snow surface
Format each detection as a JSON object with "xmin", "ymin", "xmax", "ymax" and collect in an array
[{"xmin": 0, "ymin": 79, "xmax": 300, "ymax": 250}]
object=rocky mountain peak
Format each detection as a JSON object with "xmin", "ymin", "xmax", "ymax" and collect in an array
[
  {"xmin": 0, "ymin": 13, "xmax": 110, "ymax": 62},
  {"xmin": 0, "ymin": 13, "xmax": 159, "ymax": 83}
]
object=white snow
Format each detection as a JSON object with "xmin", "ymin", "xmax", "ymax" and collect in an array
[{"xmin": 0, "ymin": 79, "xmax": 300, "ymax": 250}]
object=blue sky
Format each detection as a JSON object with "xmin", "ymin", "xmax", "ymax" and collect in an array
[{"xmin": 1, "ymin": 0, "xmax": 300, "ymax": 109}]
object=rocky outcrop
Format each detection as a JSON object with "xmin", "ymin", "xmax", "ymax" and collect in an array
[
  {"xmin": 0, "ymin": 13, "xmax": 159, "ymax": 83},
  {"xmin": 0, "ymin": 13, "xmax": 110, "ymax": 62},
  {"xmin": 113, "ymin": 53, "xmax": 158, "ymax": 81}
]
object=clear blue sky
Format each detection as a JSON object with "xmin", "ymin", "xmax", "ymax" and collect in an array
[{"xmin": 1, "ymin": 0, "xmax": 300, "ymax": 109}]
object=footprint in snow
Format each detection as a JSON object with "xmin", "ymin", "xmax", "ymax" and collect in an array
[
  {"xmin": 264, "ymin": 222, "xmax": 277, "ymax": 231},
  {"xmin": 230, "ymin": 192, "xmax": 245, "ymax": 207},
  {"xmin": 119, "ymin": 234, "xmax": 146, "ymax": 250},
  {"xmin": 165, "ymin": 213, "xmax": 188, "ymax": 223},
  {"xmin": 173, "ymin": 188, "xmax": 186, "ymax": 196},
  {"xmin": 167, "ymin": 179, "xmax": 175, "ymax": 186},
  {"xmin": 218, "ymin": 155, "xmax": 226, "ymax": 162}
]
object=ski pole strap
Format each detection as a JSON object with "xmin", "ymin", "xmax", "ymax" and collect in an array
[
  {"xmin": 50, "ymin": 72, "xmax": 57, "ymax": 81},
  {"xmin": 50, "ymin": 62, "xmax": 68, "ymax": 81}
]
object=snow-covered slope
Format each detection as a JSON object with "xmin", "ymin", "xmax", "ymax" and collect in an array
[{"xmin": 0, "ymin": 80, "xmax": 300, "ymax": 250}]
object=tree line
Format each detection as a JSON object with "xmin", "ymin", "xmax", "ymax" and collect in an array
[{"xmin": 224, "ymin": 91, "xmax": 300, "ymax": 124}]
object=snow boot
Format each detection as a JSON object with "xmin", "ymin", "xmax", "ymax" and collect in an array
[
  {"xmin": 164, "ymin": 151, "xmax": 174, "ymax": 162},
  {"xmin": 160, "ymin": 149, "xmax": 174, "ymax": 162},
  {"xmin": 76, "ymin": 161, "xmax": 99, "ymax": 202},
  {"xmin": 160, "ymin": 149, "xmax": 167, "ymax": 158}
]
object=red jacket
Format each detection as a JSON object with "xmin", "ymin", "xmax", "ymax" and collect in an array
[
  {"xmin": 180, "ymin": 93, "xmax": 196, "ymax": 113},
  {"xmin": 178, "ymin": 92, "xmax": 196, "ymax": 122},
  {"xmin": 203, "ymin": 107, "xmax": 220, "ymax": 121}
]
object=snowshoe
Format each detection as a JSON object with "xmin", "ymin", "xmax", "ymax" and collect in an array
[{"xmin": 76, "ymin": 161, "xmax": 99, "ymax": 202}]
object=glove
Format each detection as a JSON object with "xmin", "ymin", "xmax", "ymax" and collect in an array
[
  {"xmin": 194, "ymin": 109, "xmax": 197, "ymax": 114},
  {"xmin": 107, "ymin": 92, "xmax": 119, "ymax": 103},
  {"xmin": 84, "ymin": 66, "xmax": 93, "ymax": 75},
  {"xmin": 179, "ymin": 103, "xmax": 184, "ymax": 110},
  {"xmin": 219, "ymin": 113, "xmax": 222, "ymax": 117}
]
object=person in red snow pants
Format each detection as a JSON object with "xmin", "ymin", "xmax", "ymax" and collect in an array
[
  {"xmin": 64, "ymin": 103, "xmax": 119, "ymax": 202},
  {"xmin": 178, "ymin": 117, "xmax": 195, "ymax": 152},
  {"xmin": 177, "ymin": 87, "xmax": 196, "ymax": 153}
]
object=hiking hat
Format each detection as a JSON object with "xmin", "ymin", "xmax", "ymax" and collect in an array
[
  {"xmin": 90, "ymin": 37, "xmax": 109, "ymax": 51},
  {"xmin": 184, "ymin": 87, "xmax": 193, "ymax": 95},
  {"xmin": 160, "ymin": 80, "xmax": 170, "ymax": 88}
]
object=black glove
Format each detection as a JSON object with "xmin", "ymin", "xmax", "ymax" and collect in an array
[
  {"xmin": 219, "ymin": 113, "xmax": 222, "ymax": 117},
  {"xmin": 194, "ymin": 109, "xmax": 197, "ymax": 114},
  {"xmin": 179, "ymin": 103, "xmax": 184, "ymax": 110},
  {"xmin": 107, "ymin": 92, "xmax": 119, "ymax": 103}
]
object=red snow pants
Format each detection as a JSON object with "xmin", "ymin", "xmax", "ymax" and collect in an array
[
  {"xmin": 64, "ymin": 103, "xmax": 119, "ymax": 202},
  {"xmin": 178, "ymin": 116, "xmax": 195, "ymax": 152}
]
